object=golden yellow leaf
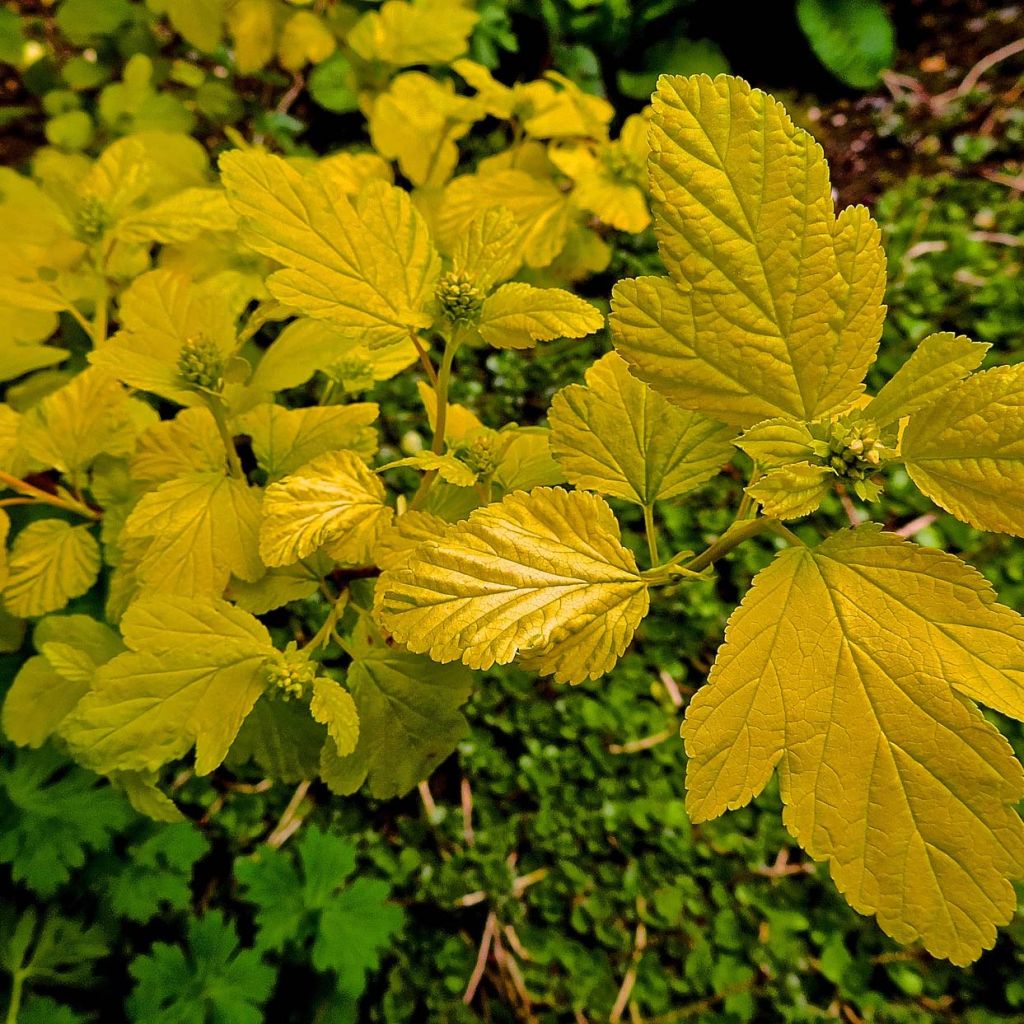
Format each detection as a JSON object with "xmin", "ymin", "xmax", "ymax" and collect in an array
[
  {"xmin": 375, "ymin": 487, "xmax": 649, "ymax": 684},
  {"xmin": 221, "ymin": 151, "xmax": 439, "ymax": 346},
  {"xmin": 549, "ymin": 351, "xmax": 734, "ymax": 505},
  {"xmin": 745, "ymin": 463, "xmax": 832, "ymax": 520},
  {"xmin": 611, "ymin": 75, "xmax": 886, "ymax": 426},
  {"xmin": 477, "ymin": 282, "xmax": 603, "ymax": 350},
  {"xmin": 374, "ymin": 511, "xmax": 449, "ymax": 572},
  {"xmin": 683, "ymin": 527, "xmax": 1024, "ymax": 964},
  {"xmin": 3, "ymin": 520, "xmax": 100, "ymax": 618},
  {"xmin": 122, "ymin": 472, "xmax": 263, "ymax": 598},
  {"xmin": 259, "ymin": 449, "xmax": 393, "ymax": 567},
  {"xmin": 439, "ymin": 170, "xmax": 571, "ymax": 269}
]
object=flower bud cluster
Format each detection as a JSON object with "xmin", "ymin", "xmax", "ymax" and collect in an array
[
  {"xmin": 812, "ymin": 417, "xmax": 890, "ymax": 502},
  {"xmin": 263, "ymin": 652, "xmax": 318, "ymax": 701},
  {"xmin": 177, "ymin": 335, "xmax": 225, "ymax": 393},
  {"xmin": 436, "ymin": 270, "xmax": 484, "ymax": 323},
  {"xmin": 457, "ymin": 431, "xmax": 500, "ymax": 476},
  {"xmin": 75, "ymin": 195, "xmax": 109, "ymax": 242}
]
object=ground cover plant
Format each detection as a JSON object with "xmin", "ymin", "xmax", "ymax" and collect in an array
[{"xmin": 2, "ymin": 2, "xmax": 1024, "ymax": 1021}]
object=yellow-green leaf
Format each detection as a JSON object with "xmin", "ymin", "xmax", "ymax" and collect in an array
[
  {"xmin": 902, "ymin": 365, "xmax": 1024, "ymax": 537},
  {"xmin": 375, "ymin": 487, "xmax": 649, "ymax": 684},
  {"xmin": 382, "ymin": 451, "xmax": 477, "ymax": 488},
  {"xmin": 239, "ymin": 402, "xmax": 379, "ymax": 479},
  {"xmin": 348, "ymin": 0, "xmax": 478, "ymax": 66},
  {"xmin": 611, "ymin": 75, "xmax": 886, "ymax": 426},
  {"xmin": 735, "ymin": 417, "xmax": 817, "ymax": 469},
  {"xmin": 277, "ymin": 10, "xmax": 335, "ymax": 71},
  {"xmin": 477, "ymin": 283, "xmax": 602, "ymax": 350},
  {"xmin": 249, "ymin": 318, "xmax": 416, "ymax": 393},
  {"xmin": 259, "ymin": 449, "xmax": 393, "ymax": 567},
  {"xmin": 549, "ymin": 351, "xmax": 734, "ymax": 505},
  {"xmin": 451, "ymin": 207, "xmax": 521, "ymax": 291},
  {"xmin": 220, "ymin": 151, "xmax": 439, "ymax": 346},
  {"xmin": 3, "ymin": 520, "xmax": 100, "ymax": 618},
  {"xmin": 115, "ymin": 187, "xmax": 238, "ymax": 244},
  {"xmin": 2, "ymin": 615, "xmax": 123, "ymax": 747},
  {"xmin": 319, "ymin": 619, "xmax": 471, "ymax": 799},
  {"xmin": 63, "ymin": 596, "xmax": 275, "ymax": 775},
  {"xmin": 440, "ymin": 170, "xmax": 571, "ymax": 270},
  {"xmin": 368, "ymin": 72, "xmax": 479, "ymax": 189},
  {"xmin": 867, "ymin": 332, "xmax": 990, "ymax": 428},
  {"xmin": 122, "ymin": 472, "xmax": 262, "ymax": 598},
  {"xmin": 310, "ymin": 677, "xmax": 359, "ymax": 757},
  {"xmin": 20, "ymin": 367, "xmax": 156, "ymax": 477},
  {"xmin": 746, "ymin": 463, "xmax": 832, "ymax": 520},
  {"xmin": 131, "ymin": 407, "xmax": 227, "ymax": 484},
  {"xmin": 683, "ymin": 526, "xmax": 1024, "ymax": 964},
  {"xmin": 91, "ymin": 269, "xmax": 237, "ymax": 406},
  {"xmin": 374, "ymin": 511, "xmax": 449, "ymax": 572}
]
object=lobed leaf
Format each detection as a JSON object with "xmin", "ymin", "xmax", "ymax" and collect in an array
[{"xmin": 683, "ymin": 527, "xmax": 1024, "ymax": 964}]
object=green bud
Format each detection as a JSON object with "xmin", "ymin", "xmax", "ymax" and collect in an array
[
  {"xmin": 177, "ymin": 335, "xmax": 225, "ymax": 393},
  {"xmin": 75, "ymin": 194, "xmax": 109, "ymax": 242},
  {"xmin": 436, "ymin": 270, "xmax": 485, "ymax": 324},
  {"xmin": 325, "ymin": 353, "xmax": 375, "ymax": 393},
  {"xmin": 262, "ymin": 647, "xmax": 318, "ymax": 701},
  {"xmin": 458, "ymin": 431, "xmax": 501, "ymax": 476}
]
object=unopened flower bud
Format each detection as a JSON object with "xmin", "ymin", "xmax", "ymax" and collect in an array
[
  {"xmin": 436, "ymin": 270, "xmax": 484, "ymax": 324},
  {"xmin": 177, "ymin": 335, "xmax": 225, "ymax": 393}
]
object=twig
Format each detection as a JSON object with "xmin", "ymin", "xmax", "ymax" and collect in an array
[
  {"xmin": 608, "ymin": 729, "xmax": 674, "ymax": 755},
  {"xmin": 461, "ymin": 776, "xmax": 475, "ymax": 846},
  {"xmin": 463, "ymin": 912, "xmax": 496, "ymax": 1005},
  {"xmin": 894, "ymin": 513, "xmax": 936, "ymax": 538},
  {"xmin": 266, "ymin": 780, "xmax": 311, "ymax": 848},
  {"xmin": 659, "ymin": 669, "xmax": 688, "ymax": 706},
  {"xmin": 754, "ymin": 848, "xmax": 814, "ymax": 878},
  {"xmin": 610, "ymin": 908, "xmax": 648, "ymax": 1023},
  {"xmin": 952, "ymin": 37, "xmax": 1024, "ymax": 98},
  {"xmin": 491, "ymin": 928, "xmax": 534, "ymax": 1020},
  {"xmin": 418, "ymin": 779, "xmax": 438, "ymax": 819}
]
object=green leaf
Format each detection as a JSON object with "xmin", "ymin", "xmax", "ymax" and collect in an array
[
  {"xmin": 865, "ymin": 332, "xmax": 989, "ymax": 428},
  {"xmin": 314, "ymin": 877, "xmax": 404, "ymax": 997},
  {"xmin": 3, "ymin": 521, "xmax": 100, "ymax": 618},
  {"xmin": 128, "ymin": 911, "xmax": 275, "ymax": 1024},
  {"xmin": 309, "ymin": 52, "xmax": 359, "ymax": 113},
  {"xmin": 228, "ymin": 694, "xmax": 325, "ymax": 782},
  {"xmin": 796, "ymin": 0, "xmax": 896, "ymax": 88},
  {"xmin": 611, "ymin": 75, "xmax": 886, "ymax": 426},
  {"xmin": 901, "ymin": 365, "xmax": 1024, "ymax": 537},
  {"xmin": 374, "ymin": 487, "xmax": 649, "ymax": 684},
  {"xmin": 63, "ymin": 597, "xmax": 275, "ymax": 775},
  {"xmin": 320, "ymin": 619, "xmax": 472, "ymax": 799},
  {"xmin": 0, "ymin": 746, "xmax": 130, "ymax": 896},
  {"xmin": 549, "ymin": 351, "xmax": 734, "ymax": 505},
  {"xmin": 109, "ymin": 822, "xmax": 210, "ymax": 924},
  {"xmin": 683, "ymin": 526, "xmax": 1024, "ymax": 964},
  {"xmin": 237, "ymin": 827, "xmax": 358, "ymax": 952}
]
